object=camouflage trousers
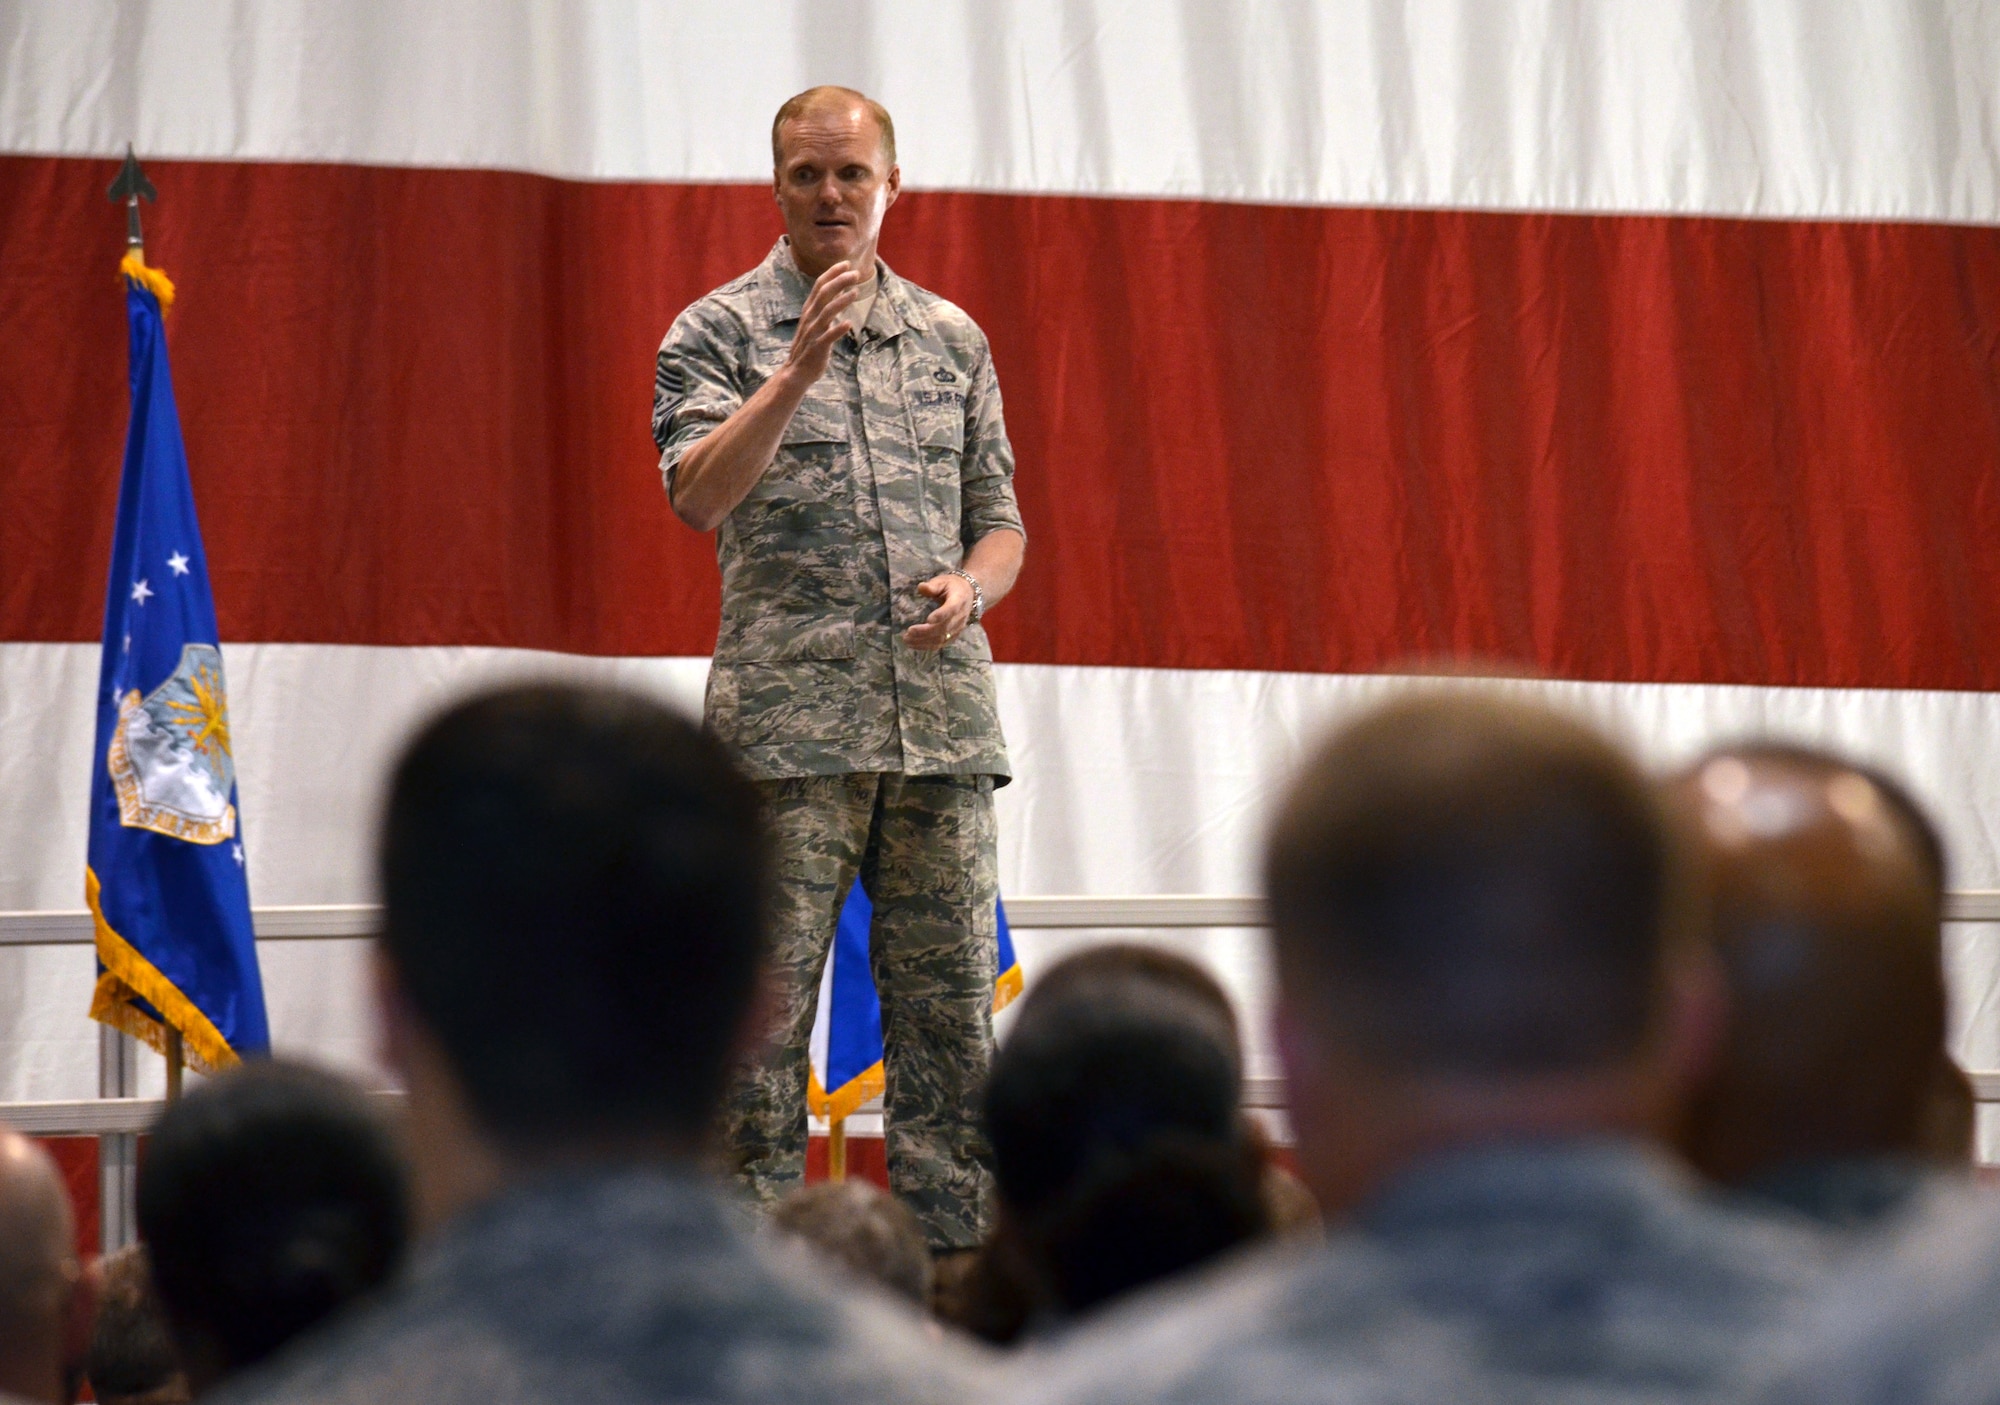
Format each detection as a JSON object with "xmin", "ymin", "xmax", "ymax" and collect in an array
[{"xmin": 723, "ymin": 771, "xmax": 998, "ymax": 1250}]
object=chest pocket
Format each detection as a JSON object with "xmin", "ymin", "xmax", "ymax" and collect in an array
[
  {"xmin": 771, "ymin": 395, "xmax": 850, "ymax": 488},
  {"xmin": 737, "ymin": 393, "xmax": 853, "ymax": 538},
  {"xmin": 783, "ymin": 394, "xmax": 850, "ymax": 447}
]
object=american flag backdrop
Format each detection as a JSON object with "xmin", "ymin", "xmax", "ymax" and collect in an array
[{"xmin": 2, "ymin": 3, "xmax": 1999, "ymax": 1135}]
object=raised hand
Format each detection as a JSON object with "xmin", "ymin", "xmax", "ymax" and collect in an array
[{"xmin": 786, "ymin": 261, "xmax": 863, "ymax": 384}]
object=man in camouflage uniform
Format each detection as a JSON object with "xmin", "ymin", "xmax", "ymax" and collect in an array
[{"xmin": 651, "ymin": 86, "xmax": 1025, "ymax": 1249}]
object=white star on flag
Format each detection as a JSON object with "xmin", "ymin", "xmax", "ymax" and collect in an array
[
  {"xmin": 231, "ymin": 843, "xmax": 245, "ymax": 867},
  {"xmin": 130, "ymin": 579, "xmax": 152, "ymax": 605},
  {"xmin": 166, "ymin": 551, "xmax": 190, "ymax": 576}
]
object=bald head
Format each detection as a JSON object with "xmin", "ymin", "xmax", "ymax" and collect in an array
[
  {"xmin": 0, "ymin": 1130, "xmax": 83, "ymax": 1401},
  {"xmin": 1671, "ymin": 746, "xmax": 1951, "ymax": 1184}
]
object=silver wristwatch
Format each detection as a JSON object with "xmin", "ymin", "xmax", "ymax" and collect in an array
[{"xmin": 945, "ymin": 568, "xmax": 985, "ymax": 623}]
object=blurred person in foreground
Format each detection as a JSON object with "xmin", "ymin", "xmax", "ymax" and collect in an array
[
  {"xmin": 940, "ymin": 948, "xmax": 1271, "ymax": 1345},
  {"xmin": 137, "ymin": 1061, "xmax": 407, "ymax": 1394},
  {"xmin": 217, "ymin": 683, "xmax": 983, "ymax": 1405},
  {"xmin": 1670, "ymin": 744, "xmax": 1968, "ymax": 1228},
  {"xmin": 770, "ymin": 1181, "xmax": 933, "ymax": 1308},
  {"xmin": 1020, "ymin": 693, "xmax": 1827, "ymax": 1405},
  {"xmin": 0, "ymin": 1131, "xmax": 92, "ymax": 1404},
  {"xmin": 1756, "ymin": 1181, "xmax": 2000, "ymax": 1405},
  {"xmin": 86, "ymin": 1245, "xmax": 187, "ymax": 1405}
]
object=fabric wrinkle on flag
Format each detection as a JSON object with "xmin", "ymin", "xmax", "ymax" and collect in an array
[
  {"xmin": 86, "ymin": 269, "xmax": 270, "ymax": 1072},
  {"xmin": 808, "ymin": 886, "xmax": 1020, "ymax": 1124}
]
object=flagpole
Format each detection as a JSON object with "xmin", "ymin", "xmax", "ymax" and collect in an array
[
  {"xmin": 827, "ymin": 1114, "xmax": 848, "ymax": 1182},
  {"xmin": 164, "ymin": 1029, "xmax": 185, "ymax": 1102},
  {"xmin": 111, "ymin": 143, "xmax": 178, "ymax": 1106},
  {"xmin": 104, "ymin": 145, "xmax": 196, "ymax": 1101},
  {"xmin": 109, "ymin": 144, "xmax": 156, "ymax": 263}
]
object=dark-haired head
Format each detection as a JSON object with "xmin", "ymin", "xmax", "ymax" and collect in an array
[
  {"xmin": 1264, "ymin": 692, "xmax": 1712, "ymax": 1217},
  {"xmin": 982, "ymin": 970, "xmax": 1269, "ymax": 1326},
  {"xmin": 1266, "ymin": 692, "xmax": 1679, "ymax": 1074},
  {"xmin": 1018, "ymin": 943, "xmax": 1242, "ymax": 1073},
  {"xmin": 377, "ymin": 683, "xmax": 769, "ymax": 1152},
  {"xmin": 136, "ymin": 1060, "xmax": 407, "ymax": 1391}
]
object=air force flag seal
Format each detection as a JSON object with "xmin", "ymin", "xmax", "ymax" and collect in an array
[
  {"xmin": 108, "ymin": 643, "xmax": 237, "ymax": 844},
  {"xmin": 86, "ymin": 269, "xmax": 269, "ymax": 1072}
]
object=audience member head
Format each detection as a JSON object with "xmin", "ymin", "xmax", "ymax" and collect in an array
[
  {"xmin": 375, "ymin": 684, "xmax": 769, "ymax": 1221},
  {"xmin": 1264, "ymin": 691, "xmax": 1712, "ymax": 1218},
  {"xmin": 86, "ymin": 1245, "xmax": 186, "ymax": 1405},
  {"xmin": 1008, "ymin": 944, "xmax": 1319, "ymax": 1232},
  {"xmin": 1018, "ymin": 943, "xmax": 1243, "ymax": 1073},
  {"xmin": 770, "ymin": 1181, "xmax": 933, "ymax": 1307},
  {"xmin": 136, "ymin": 1060, "xmax": 408, "ymax": 1392},
  {"xmin": 1668, "ymin": 744, "xmax": 1952, "ymax": 1186},
  {"xmin": 979, "ymin": 951, "xmax": 1270, "ymax": 1331},
  {"xmin": 0, "ymin": 1131, "xmax": 90, "ymax": 1404}
]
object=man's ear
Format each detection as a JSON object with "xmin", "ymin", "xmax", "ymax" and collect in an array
[
  {"xmin": 884, "ymin": 163, "xmax": 902, "ymax": 208},
  {"xmin": 1273, "ymin": 999, "xmax": 1314, "ymax": 1104},
  {"xmin": 1272, "ymin": 994, "xmax": 1395, "ymax": 1223},
  {"xmin": 372, "ymin": 944, "xmax": 417, "ymax": 1088}
]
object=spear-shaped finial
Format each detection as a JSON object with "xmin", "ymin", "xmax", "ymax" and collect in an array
[{"xmin": 107, "ymin": 144, "xmax": 157, "ymax": 255}]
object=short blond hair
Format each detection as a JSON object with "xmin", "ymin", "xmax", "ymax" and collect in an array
[{"xmin": 771, "ymin": 86, "xmax": 896, "ymax": 167}]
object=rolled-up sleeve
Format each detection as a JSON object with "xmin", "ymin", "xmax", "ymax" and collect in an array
[
  {"xmin": 652, "ymin": 306, "xmax": 744, "ymax": 499},
  {"xmin": 959, "ymin": 335, "xmax": 1025, "ymax": 549}
]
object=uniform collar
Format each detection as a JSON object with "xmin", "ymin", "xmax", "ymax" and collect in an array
[
  {"xmin": 755, "ymin": 237, "xmax": 928, "ymax": 339},
  {"xmin": 1356, "ymin": 1136, "xmax": 1694, "ymax": 1239}
]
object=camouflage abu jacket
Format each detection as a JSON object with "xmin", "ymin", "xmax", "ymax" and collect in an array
[
  {"xmin": 210, "ymin": 1164, "xmax": 994, "ymax": 1405},
  {"xmin": 653, "ymin": 239, "xmax": 1023, "ymax": 782}
]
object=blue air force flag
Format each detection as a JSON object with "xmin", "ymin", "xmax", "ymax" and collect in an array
[
  {"xmin": 808, "ymin": 885, "xmax": 1021, "ymax": 1123},
  {"xmin": 86, "ymin": 268, "xmax": 269, "ymax": 1071}
]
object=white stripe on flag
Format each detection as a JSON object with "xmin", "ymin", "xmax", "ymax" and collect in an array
[{"xmin": 3, "ymin": 1, "xmax": 1995, "ymax": 221}]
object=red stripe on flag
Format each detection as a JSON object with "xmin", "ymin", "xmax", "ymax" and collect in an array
[{"xmin": 4, "ymin": 155, "xmax": 1998, "ymax": 688}]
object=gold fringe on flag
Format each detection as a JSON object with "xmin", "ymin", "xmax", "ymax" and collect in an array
[
  {"xmin": 118, "ymin": 251, "xmax": 176, "ymax": 311},
  {"xmin": 86, "ymin": 868, "xmax": 238, "ymax": 1074}
]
